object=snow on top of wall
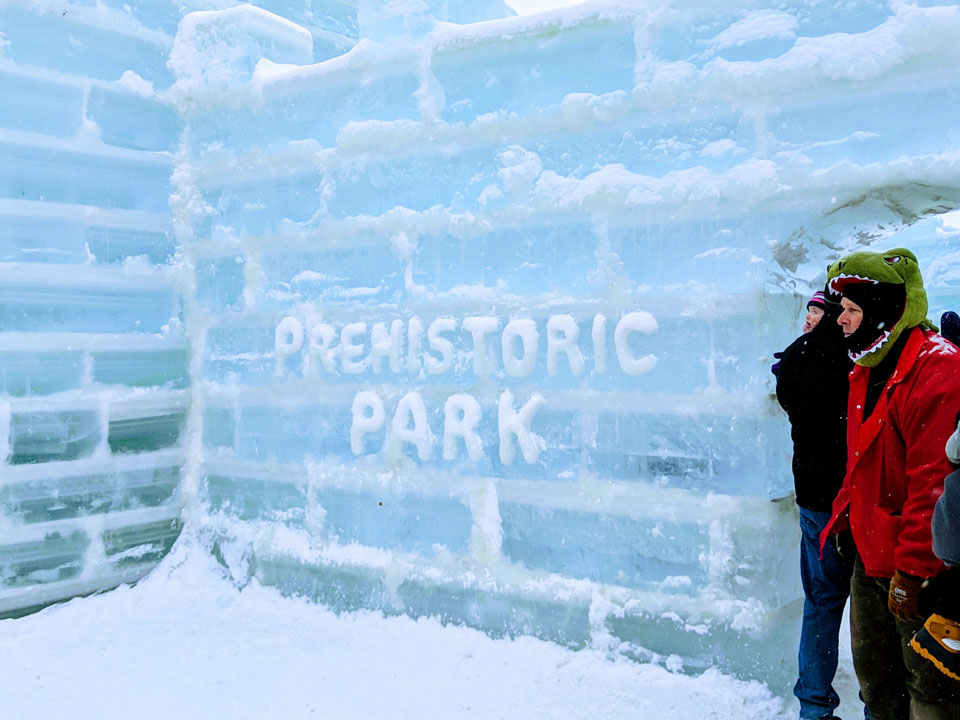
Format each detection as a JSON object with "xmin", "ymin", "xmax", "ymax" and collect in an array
[
  {"xmin": 703, "ymin": 3, "xmax": 960, "ymax": 91},
  {"xmin": 240, "ymin": 1, "xmax": 960, "ymax": 117},
  {"xmin": 705, "ymin": 9, "xmax": 799, "ymax": 52},
  {"xmin": 116, "ymin": 70, "xmax": 157, "ymax": 98},
  {"xmin": 359, "ymin": 0, "xmax": 518, "ymax": 41},
  {"xmin": 170, "ymin": 4, "xmax": 313, "ymax": 100},
  {"xmin": 531, "ymin": 159, "xmax": 781, "ymax": 213},
  {"xmin": 242, "ymin": 1, "xmax": 654, "ymax": 93}
]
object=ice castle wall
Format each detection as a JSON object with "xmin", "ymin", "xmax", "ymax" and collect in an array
[
  {"xmin": 0, "ymin": 0, "xmax": 188, "ymax": 617},
  {"xmin": 0, "ymin": 0, "xmax": 359, "ymax": 617},
  {"xmin": 171, "ymin": 0, "xmax": 960, "ymax": 691},
  {"xmin": 3, "ymin": 0, "xmax": 960, "ymax": 694}
]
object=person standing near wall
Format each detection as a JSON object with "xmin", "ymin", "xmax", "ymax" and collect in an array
[
  {"xmin": 801, "ymin": 291, "xmax": 829, "ymax": 335},
  {"xmin": 910, "ymin": 415, "xmax": 960, "ymax": 682},
  {"xmin": 775, "ymin": 289, "xmax": 857, "ymax": 720},
  {"xmin": 821, "ymin": 248, "xmax": 960, "ymax": 720},
  {"xmin": 941, "ymin": 311, "xmax": 960, "ymax": 348}
]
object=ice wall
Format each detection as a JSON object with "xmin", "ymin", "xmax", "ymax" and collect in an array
[
  {"xmin": 169, "ymin": 0, "xmax": 960, "ymax": 691},
  {"xmin": 3, "ymin": 0, "xmax": 960, "ymax": 695},
  {"xmin": 0, "ymin": 0, "xmax": 187, "ymax": 617},
  {"xmin": 0, "ymin": 0, "xmax": 359, "ymax": 618}
]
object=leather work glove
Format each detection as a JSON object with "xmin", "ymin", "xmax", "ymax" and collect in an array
[{"xmin": 888, "ymin": 571, "xmax": 924, "ymax": 621}]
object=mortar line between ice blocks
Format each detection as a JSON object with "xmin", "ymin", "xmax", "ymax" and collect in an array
[
  {"xmin": 0, "ymin": 57, "xmax": 176, "ymax": 105},
  {"xmin": 172, "ymin": 129, "xmax": 211, "ymax": 533},
  {"xmin": 0, "ymin": 332, "xmax": 187, "ymax": 353},
  {"xmin": 79, "ymin": 352, "xmax": 94, "ymax": 388},
  {"xmin": 0, "ymin": 128, "xmax": 173, "ymax": 163},
  {"xmin": 180, "ymin": 308, "xmax": 208, "ymax": 531},
  {"xmin": 5, "ymin": 388, "xmax": 189, "ymax": 414},
  {"xmin": 108, "ymin": 389, "xmax": 190, "ymax": 418},
  {"xmin": 244, "ymin": 528, "xmax": 742, "ymax": 625},
  {"xmin": 0, "ymin": 561, "xmax": 162, "ymax": 616},
  {"xmin": 0, "ymin": 400, "xmax": 10, "ymax": 464},
  {"xmin": 200, "ymin": 454, "xmax": 766, "ymax": 526},
  {"xmin": 0, "ymin": 198, "xmax": 171, "ymax": 228},
  {"xmin": 0, "ymin": 262, "xmax": 176, "ymax": 291},
  {"xmin": 94, "ymin": 395, "xmax": 111, "ymax": 460},
  {"xmin": 0, "ymin": 448, "xmax": 184, "ymax": 486},
  {"xmin": 1, "ymin": 502, "xmax": 181, "ymax": 542}
]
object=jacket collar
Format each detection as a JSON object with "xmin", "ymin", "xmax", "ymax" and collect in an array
[
  {"xmin": 850, "ymin": 326, "xmax": 926, "ymax": 456},
  {"xmin": 851, "ymin": 325, "xmax": 925, "ymax": 390}
]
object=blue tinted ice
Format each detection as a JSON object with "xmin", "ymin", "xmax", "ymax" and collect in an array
[{"xmin": 3, "ymin": 0, "xmax": 960, "ymax": 695}]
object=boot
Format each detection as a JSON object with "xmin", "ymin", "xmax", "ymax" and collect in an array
[{"xmin": 910, "ymin": 613, "xmax": 960, "ymax": 681}]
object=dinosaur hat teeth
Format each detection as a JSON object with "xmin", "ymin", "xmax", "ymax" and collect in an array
[
  {"xmin": 829, "ymin": 273, "xmax": 880, "ymax": 295},
  {"xmin": 849, "ymin": 328, "xmax": 892, "ymax": 362}
]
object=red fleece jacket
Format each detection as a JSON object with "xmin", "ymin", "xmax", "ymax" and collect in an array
[{"xmin": 821, "ymin": 327, "xmax": 960, "ymax": 579}]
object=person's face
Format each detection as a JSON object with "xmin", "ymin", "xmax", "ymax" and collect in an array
[
  {"xmin": 838, "ymin": 297, "xmax": 864, "ymax": 337},
  {"xmin": 802, "ymin": 305, "xmax": 824, "ymax": 334}
]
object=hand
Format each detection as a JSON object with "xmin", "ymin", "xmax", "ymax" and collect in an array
[
  {"xmin": 771, "ymin": 351, "xmax": 783, "ymax": 377},
  {"xmin": 888, "ymin": 571, "xmax": 923, "ymax": 621},
  {"xmin": 833, "ymin": 530, "xmax": 854, "ymax": 559}
]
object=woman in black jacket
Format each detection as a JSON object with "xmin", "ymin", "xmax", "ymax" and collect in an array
[{"xmin": 775, "ymin": 290, "xmax": 856, "ymax": 720}]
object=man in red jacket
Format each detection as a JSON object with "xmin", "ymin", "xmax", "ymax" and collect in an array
[{"xmin": 821, "ymin": 248, "xmax": 960, "ymax": 719}]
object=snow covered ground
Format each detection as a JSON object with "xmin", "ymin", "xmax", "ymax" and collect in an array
[{"xmin": 0, "ymin": 540, "xmax": 863, "ymax": 720}]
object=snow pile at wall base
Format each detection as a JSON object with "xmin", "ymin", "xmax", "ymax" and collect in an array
[{"xmin": 0, "ymin": 539, "xmax": 793, "ymax": 720}]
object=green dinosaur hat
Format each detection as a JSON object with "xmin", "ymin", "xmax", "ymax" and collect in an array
[{"xmin": 826, "ymin": 247, "xmax": 935, "ymax": 367}]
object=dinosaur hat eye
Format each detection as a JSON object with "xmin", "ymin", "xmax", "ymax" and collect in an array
[{"xmin": 884, "ymin": 255, "xmax": 902, "ymax": 264}]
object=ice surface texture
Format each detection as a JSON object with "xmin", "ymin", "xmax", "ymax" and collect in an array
[
  {"xmin": 0, "ymin": 0, "xmax": 188, "ymax": 619},
  {"xmin": 3, "ymin": 0, "xmax": 960, "ymax": 694}
]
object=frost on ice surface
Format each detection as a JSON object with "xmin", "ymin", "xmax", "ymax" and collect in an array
[{"xmin": 2, "ymin": 0, "xmax": 960, "ymax": 709}]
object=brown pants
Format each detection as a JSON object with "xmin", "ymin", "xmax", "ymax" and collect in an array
[{"xmin": 850, "ymin": 555, "xmax": 960, "ymax": 720}]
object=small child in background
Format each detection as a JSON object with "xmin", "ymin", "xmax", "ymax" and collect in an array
[
  {"xmin": 802, "ymin": 291, "xmax": 827, "ymax": 334},
  {"xmin": 772, "ymin": 292, "xmax": 829, "ymax": 376}
]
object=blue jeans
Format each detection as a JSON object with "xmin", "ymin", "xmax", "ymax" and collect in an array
[{"xmin": 795, "ymin": 507, "xmax": 854, "ymax": 719}]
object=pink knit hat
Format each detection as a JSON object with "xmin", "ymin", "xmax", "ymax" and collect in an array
[{"xmin": 807, "ymin": 291, "xmax": 826, "ymax": 310}]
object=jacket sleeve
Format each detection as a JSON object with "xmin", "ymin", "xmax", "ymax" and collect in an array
[
  {"xmin": 895, "ymin": 353, "xmax": 960, "ymax": 577},
  {"xmin": 774, "ymin": 339, "xmax": 800, "ymax": 415},
  {"xmin": 775, "ymin": 334, "xmax": 838, "ymax": 423},
  {"xmin": 933, "ymin": 468, "xmax": 960, "ymax": 567}
]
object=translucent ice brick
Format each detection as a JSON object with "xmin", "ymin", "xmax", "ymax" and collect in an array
[
  {"xmin": 0, "ymin": 65, "xmax": 84, "ymax": 137},
  {"xmin": 7, "ymin": 410, "xmax": 102, "ymax": 465},
  {"xmin": 92, "ymin": 350, "xmax": 189, "ymax": 389},
  {"xmin": 87, "ymin": 85, "xmax": 182, "ymax": 153}
]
